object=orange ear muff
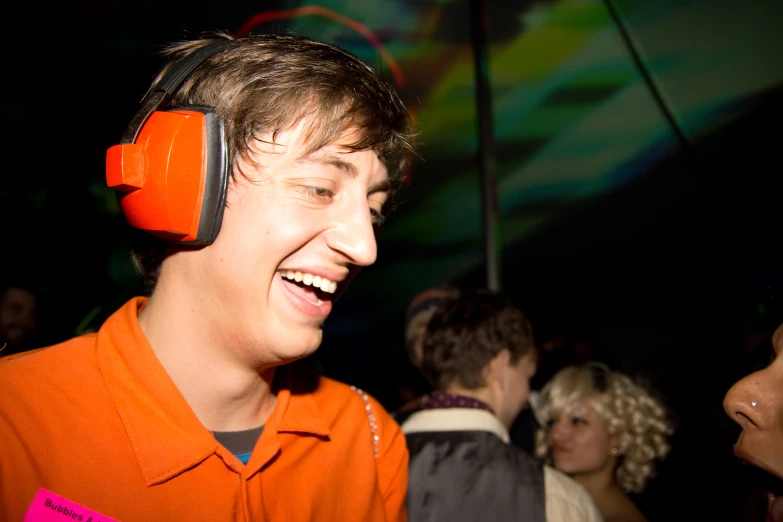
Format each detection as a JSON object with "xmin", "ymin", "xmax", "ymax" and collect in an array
[
  {"xmin": 106, "ymin": 39, "xmax": 235, "ymax": 246},
  {"xmin": 106, "ymin": 107, "xmax": 228, "ymax": 244}
]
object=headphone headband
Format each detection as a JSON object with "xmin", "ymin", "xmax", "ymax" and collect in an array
[{"xmin": 121, "ymin": 39, "xmax": 236, "ymax": 144}]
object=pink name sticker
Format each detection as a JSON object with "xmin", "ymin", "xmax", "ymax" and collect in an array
[{"xmin": 23, "ymin": 488, "xmax": 119, "ymax": 522}]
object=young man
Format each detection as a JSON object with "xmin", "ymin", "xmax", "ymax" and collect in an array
[
  {"xmin": 0, "ymin": 33, "xmax": 413, "ymax": 521},
  {"xmin": 402, "ymin": 289, "xmax": 603, "ymax": 522}
]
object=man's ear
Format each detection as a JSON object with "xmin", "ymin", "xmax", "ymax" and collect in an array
[{"xmin": 488, "ymin": 349, "xmax": 511, "ymax": 390}]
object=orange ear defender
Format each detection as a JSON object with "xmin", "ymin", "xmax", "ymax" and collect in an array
[{"xmin": 106, "ymin": 40, "xmax": 235, "ymax": 245}]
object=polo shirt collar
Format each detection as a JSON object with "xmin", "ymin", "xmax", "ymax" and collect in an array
[
  {"xmin": 273, "ymin": 367, "xmax": 330, "ymax": 436},
  {"xmin": 96, "ymin": 297, "xmax": 330, "ymax": 486}
]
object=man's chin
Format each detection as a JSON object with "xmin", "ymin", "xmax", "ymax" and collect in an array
[{"xmin": 276, "ymin": 335, "xmax": 323, "ymax": 364}]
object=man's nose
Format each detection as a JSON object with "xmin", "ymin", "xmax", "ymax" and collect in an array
[{"xmin": 326, "ymin": 201, "xmax": 378, "ymax": 267}]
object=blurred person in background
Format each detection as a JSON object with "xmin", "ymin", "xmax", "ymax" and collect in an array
[
  {"xmin": 511, "ymin": 327, "xmax": 617, "ymax": 455},
  {"xmin": 0, "ymin": 279, "xmax": 39, "ymax": 356},
  {"xmin": 534, "ymin": 362, "xmax": 674, "ymax": 522},
  {"xmin": 392, "ymin": 282, "xmax": 460, "ymax": 423},
  {"xmin": 403, "ymin": 289, "xmax": 602, "ymax": 522},
  {"xmin": 403, "ymin": 283, "xmax": 460, "ymax": 368}
]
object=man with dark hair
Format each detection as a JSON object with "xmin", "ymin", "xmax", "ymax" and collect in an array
[
  {"xmin": 402, "ymin": 289, "xmax": 602, "ymax": 522},
  {"xmin": 0, "ymin": 33, "xmax": 413, "ymax": 521}
]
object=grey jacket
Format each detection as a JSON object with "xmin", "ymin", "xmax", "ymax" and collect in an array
[{"xmin": 402, "ymin": 408, "xmax": 603, "ymax": 522}]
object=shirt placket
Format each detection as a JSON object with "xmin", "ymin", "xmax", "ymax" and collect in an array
[{"xmin": 238, "ymin": 434, "xmax": 280, "ymax": 521}]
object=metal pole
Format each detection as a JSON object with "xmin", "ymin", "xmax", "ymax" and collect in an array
[
  {"xmin": 603, "ymin": 0, "xmax": 689, "ymax": 148},
  {"xmin": 470, "ymin": 0, "xmax": 501, "ymax": 291}
]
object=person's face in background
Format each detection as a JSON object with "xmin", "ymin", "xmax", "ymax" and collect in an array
[
  {"xmin": 0, "ymin": 287, "xmax": 37, "ymax": 348},
  {"xmin": 546, "ymin": 400, "xmax": 618, "ymax": 479},
  {"xmin": 724, "ymin": 323, "xmax": 783, "ymax": 520}
]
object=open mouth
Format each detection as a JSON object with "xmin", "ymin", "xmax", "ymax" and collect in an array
[{"xmin": 280, "ymin": 270, "xmax": 338, "ymax": 306}]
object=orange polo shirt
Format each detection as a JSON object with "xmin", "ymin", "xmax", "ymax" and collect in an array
[{"xmin": 0, "ymin": 297, "xmax": 408, "ymax": 522}]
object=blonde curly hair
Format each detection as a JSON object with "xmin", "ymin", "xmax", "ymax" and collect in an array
[{"xmin": 533, "ymin": 362, "xmax": 674, "ymax": 493}]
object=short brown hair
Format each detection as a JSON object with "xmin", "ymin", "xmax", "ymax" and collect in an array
[
  {"xmin": 419, "ymin": 289, "xmax": 536, "ymax": 391},
  {"xmin": 130, "ymin": 32, "xmax": 415, "ymax": 289}
]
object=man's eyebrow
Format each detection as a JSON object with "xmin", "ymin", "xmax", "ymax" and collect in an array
[
  {"xmin": 299, "ymin": 152, "xmax": 392, "ymax": 194},
  {"xmin": 299, "ymin": 152, "xmax": 358, "ymax": 177}
]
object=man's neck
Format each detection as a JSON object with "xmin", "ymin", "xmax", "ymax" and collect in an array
[
  {"xmin": 444, "ymin": 385, "xmax": 496, "ymax": 411},
  {"xmin": 138, "ymin": 281, "xmax": 278, "ymax": 433}
]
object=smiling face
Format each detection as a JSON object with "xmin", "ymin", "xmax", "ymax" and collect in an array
[
  {"xmin": 546, "ymin": 400, "xmax": 617, "ymax": 479},
  {"xmin": 724, "ymin": 323, "xmax": 783, "ymax": 519},
  {"xmin": 169, "ymin": 121, "xmax": 389, "ymax": 365}
]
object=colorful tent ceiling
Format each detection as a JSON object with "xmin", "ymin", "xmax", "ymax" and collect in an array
[
  {"xmin": 2, "ymin": 0, "xmax": 781, "ymax": 340},
  {"xmin": 274, "ymin": 0, "xmax": 783, "ymax": 334},
  {"xmin": 89, "ymin": 0, "xmax": 783, "ymax": 334}
]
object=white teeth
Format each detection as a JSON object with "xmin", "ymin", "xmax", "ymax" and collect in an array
[{"xmin": 281, "ymin": 271, "xmax": 338, "ymax": 294}]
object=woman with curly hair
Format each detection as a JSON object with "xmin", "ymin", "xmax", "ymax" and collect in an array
[{"xmin": 533, "ymin": 362, "xmax": 674, "ymax": 522}]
